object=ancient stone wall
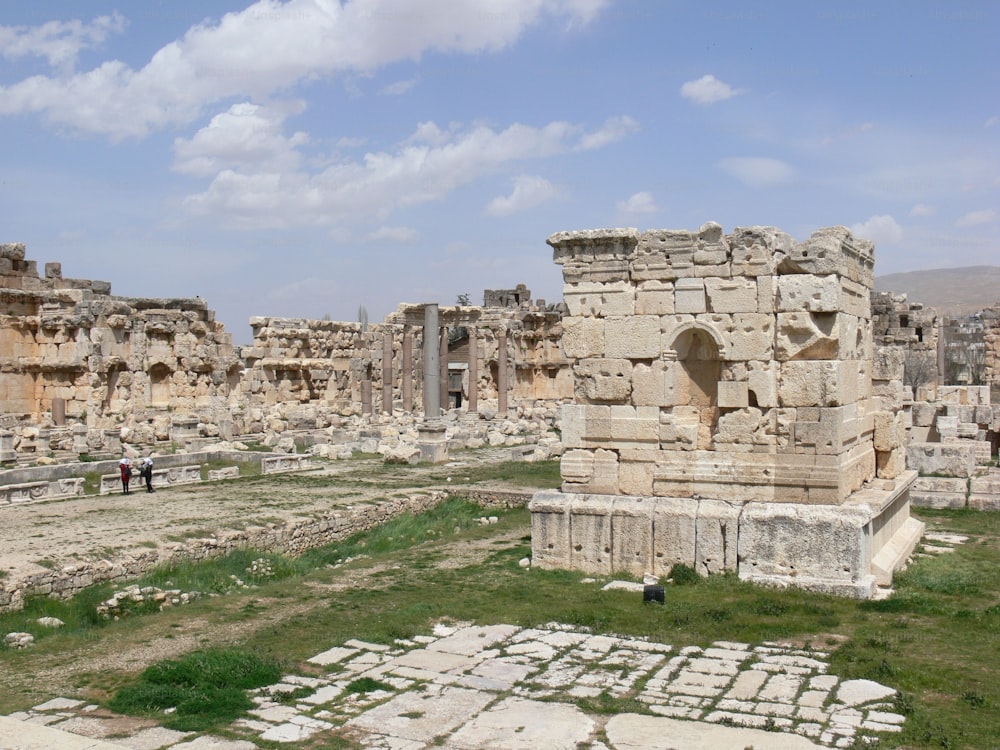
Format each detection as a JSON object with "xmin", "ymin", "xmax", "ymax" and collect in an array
[
  {"xmin": 2, "ymin": 243, "xmax": 571, "ymax": 459},
  {"xmin": 530, "ymin": 223, "xmax": 923, "ymax": 597},
  {"xmin": 549, "ymin": 223, "xmax": 895, "ymax": 504}
]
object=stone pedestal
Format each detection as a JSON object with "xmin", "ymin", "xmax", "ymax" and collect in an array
[
  {"xmin": 168, "ymin": 416, "xmax": 199, "ymax": 446},
  {"xmin": 530, "ymin": 471, "xmax": 922, "ymax": 599},
  {"xmin": 0, "ymin": 431, "xmax": 16, "ymax": 463},
  {"xmin": 417, "ymin": 421, "xmax": 449, "ymax": 463},
  {"xmin": 103, "ymin": 429, "xmax": 122, "ymax": 455},
  {"xmin": 72, "ymin": 424, "xmax": 89, "ymax": 454}
]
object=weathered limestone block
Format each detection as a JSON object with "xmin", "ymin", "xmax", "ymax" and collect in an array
[
  {"xmin": 632, "ymin": 229, "xmax": 695, "ymax": 281},
  {"xmin": 618, "ymin": 449, "xmax": 656, "ymax": 496},
  {"xmin": 674, "ymin": 278, "xmax": 706, "ymax": 314},
  {"xmin": 610, "ymin": 496, "xmax": 654, "ymax": 573},
  {"xmin": 728, "ymin": 314, "xmax": 773, "ymax": 360},
  {"xmin": 568, "ymin": 494, "xmax": 614, "ymax": 573},
  {"xmin": 871, "ymin": 347, "xmax": 904, "ymax": 381},
  {"xmin": 527, "ymin": 490, "xmax": 573, "ymax": 570},
  {"xmin": 778, "ymin": 361, "xmax": 840, "ymax": 407},
  {"xmin": 969, "ymin": 471, "xmax": 1000, "ymax": 509},
  {"xmin": 729, "ymin": 226, "xmax": 794, "ymax": 277},
  {"xmin": 934, "ymin": 415, "xmax": 958, "ymax": 439},
  {"xmin": 747, "ymin": 361, "xmax": 777, "ymax": 408},
  {"xmin": 910, "ymin": 476, "xmax": 968, "ymax": 508},
  {"xmin": 574, "ymin": 358, "xmax": 632, "ymax": 403},
  {"xmin": 651, "ymin": 497, "xmax": 698, "ymax": 576},
  {"xmin": 549, "ymin": 228, "xmax": 639, "ymax": 285},
  {"xmin": 715, "ymin": 406, "xmax": 765, "ymax": 446},
  {"xmin": 561, "ymin": 316, "xmax": 605, "ymax": 359},
  {"xmin": 563, "ymin": 280, "xmax": 635, "ymax": 318},
  {"xmin": 635, "ymin": 280, "xmax": 675, "ymax": 315},
  {"xmin": 605, "ymin": 316, "xmax": 661, "ymax": 359},
  {"xmin": 776, "ymin": 311, "xmax": 839, "ymax": 360},
  {"xmin": 609, "ymin": 405, "xmax": 659, "ymax": 447},
  {"xmin": 875, "ymin": 447, "xmax": 906, "ymax": 480},
  {"xmin": 560, "ymin": 448, "xmax": 619, "ymax": 494},
  {"xmin": 775, "ymin": 275, "xmax": 843, "ymax": 313},
  {"xmin": 631, "ymin": 360, "xmax": 676, "ymax": 407},
  {"xmin": 695, "ymin": 498, "xmax": 740, "ymax": 574},
  {"xmin": 658, "ymin": 406, "xmax": 700, "ymax": 450},
  {"xmin": 705, "ymin": 277, "xmax": 757, "ymax": 313},
  {"xmin": 873, "ymin": 411, "xmax": 905, "ymax": 452},
  {"xmin": 717, "ymin": 381, "xmax": 749, "ymax": 409},
  {"xmin": 906, "ymin": 442, "xmax": 976, "ymax": 478},
  {"xmin": 782, "ymin": 226, "xmax": 875, "ymax": 288},
  {"xmin": 738, "ymin": 502, "xmax": 877, "ymax": 597},
  {"xmin": 756, "ymin": 275, "xmax": 776, "ymax": 314}
]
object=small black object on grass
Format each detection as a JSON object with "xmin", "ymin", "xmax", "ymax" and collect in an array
[{"xmin": 643, "ymin": 584, "xmax": 665, "ymax": 604}]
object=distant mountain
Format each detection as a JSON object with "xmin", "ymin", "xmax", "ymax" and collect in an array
[{"xmin": 875, "ymin": 266, "xmax": 1000, "ymax": 317}]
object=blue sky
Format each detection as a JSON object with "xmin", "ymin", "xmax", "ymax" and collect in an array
[{"xmin": 1, "ymin": 1, "xmax": 997, "ymax": 342}]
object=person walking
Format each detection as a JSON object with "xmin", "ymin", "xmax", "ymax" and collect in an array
[
  {"xmin": 141, "ymin": 456, "xmax": 155, "ymax": 493},
  {"xmin": 119, "ymin": 456, "xmax": 132, "ymax": 495}
]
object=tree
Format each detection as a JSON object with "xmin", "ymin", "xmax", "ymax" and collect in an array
[
  {"xmin": 902, "ymin": 349, "xmax": 937, "ymax": 392},
  {"xmin": 455, "ymin": 292, "xmax": 471, "ymax": 306}
]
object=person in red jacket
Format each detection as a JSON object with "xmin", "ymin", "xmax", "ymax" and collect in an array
[{"xmin": 119, "ymin": 456, "xmax": 132, "ymax": 495}]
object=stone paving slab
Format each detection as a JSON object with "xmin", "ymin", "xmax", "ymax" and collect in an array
[{"xmin": 1, "ymin": 621, "xmax": 907, "ymax": 749}]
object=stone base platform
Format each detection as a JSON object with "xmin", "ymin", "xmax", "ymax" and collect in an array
[{"xmin": 529, "ymin": 471, "xmax": 922, "ymax": 599}]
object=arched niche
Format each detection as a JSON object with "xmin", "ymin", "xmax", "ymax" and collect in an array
[
  {"xmin": 667, "ymin": 323, "xmax": 724, "ymax": 450},
  {"xmin": 148, "ymin": 363, "xmax": 172, "ymax": 408}
]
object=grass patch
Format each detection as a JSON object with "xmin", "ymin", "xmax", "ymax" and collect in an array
[{"xmin": 109, "ymin": 648, "xmax": 281, "ymax": 731}]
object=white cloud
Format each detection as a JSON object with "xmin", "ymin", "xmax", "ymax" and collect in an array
[
  {"xmin": 366, "ymin": 226, "xmax": 419, "ymax": 242},
  {"xmin": 850, "ymin": 215, "xmax": 903, "ymax": 245},
  {"xmin": 986, "ymin": 116, "xmax": 999, "ymax": 128},
  {"xmin": 909, "ymin": 203, "xmax": 935, "ymax": 217},
  {"xmin": 0, "ymin": 12, "xmax": 125, "ymax": 71},
  {"xmin": 616, "ymin": 191, "xmax": 657, "ymax": 214},
  {"xmin": 486, "ymin": 175, "xmax": 559, "ymax": 216},
  {"xmin": 575, "ymin": 115, "xmax": 639, "ymax": 151},
  {"xmin": 956, "ymin": 209, "xmax": 997, "ymax": 227},
  {"xmin": 181, "ymin": 117, "xmax": 620, "ymax": 229},
  {"xmin": 680, "ymin": 74, "xmax": 741, "ymax": 105},
  {"xmin": 717, "ymin": 157, "xmax": 795, "ymax": 188},
  {"xmin": 0, "ymin": 0, "xmax": 609, "ymax": 139},
  {"xmin": 172, "ymin": 102, "xmax": 309, "ymax": 177},
  {"xmin": 380, "ymin": 78, "xmax": 418, "ymax": 95}
]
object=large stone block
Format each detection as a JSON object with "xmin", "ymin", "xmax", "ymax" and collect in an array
[
  {"xmin": 574, "ymin": 358, "xmax": 632, "ymax": 403},
  {"xmin": 871, "ymin": 347, "xmax": 904, "ymax": 381},
  {"xmin": 906, "ymin": 442, "xmax": 977, "ymax": 478},
  {"xmin": 618, "ymin": 451, "xmax": 656, "ymax": 495},
  {"xmin": 705, "ymin": 277, "xmax": 757, "ymax": 313},
  {"xmin": 738, "ymin": 501, "xmax": 876, "ymax": 597},
  {"xmin": 728, "ymin": 313, "xmax": 774, "ymax": 360},
  {"xmin": 776, "ymin": 275, "xmax": 842, "ymax": 313},
  {"xmin": 605, "ymin": 316, "xmax": 661, "ymax": 359},
  {"xmin": 609, "ymin": 405, "xmax": 659, "ymax": 447},
  {"xmin": 528, "ymin": 490, "xmax": 573, "ymax": 569},
  {"xmin": 560, "ymin": 316, "xmax": 605, "ymax": 359},
  {"xmin": 873, "ymin": 411, "xmax": 905, "ymax": 452},
  {"xmin": 747, "ymin": 361, "xmax": 777, "ymax": 408},
  {"xmin": 650, "ymin": 497, "xmax": 698, "ymax": 576},
  {"xmin": 695, "ymin": 498, "xmax": 740, "ymax": 574},
  {"xmin": 674, "ymin": 278, "xmax": 706, "ymax": 314},
  {"xmin": 910, "ymin": 476, "xmax": 968, "ymax": 508},
  {"xmin": 563, "ymin": 280, "xmax": 635, "ymax": 318},
  {"xmin": 776, "ymin": 311, "xmax": 840, "ymax": 360},
  {"xmin": 717, "ymin": 381, "xmax": 749, "ymax": 409},
  {"xmin": 631, "ymin": 360, "xmax": 677, "ymax": 407},
  {"xmin": 632, "ymin": 229, "xmax": 695, "ymax": 281},
  {"xmin": 610, "ymin": 496, "xmax": 655, "ymax": 573},
  {"xmin": 635, "ymin": 280, "xmax": 675, "ymax": 315},
  {"xmin": 568, "ymin": 494, "xmax": 614, "ymax": 573},
  {"xmin": 729, "ymin": 226, "xmax": 793, "ymax": 277}
]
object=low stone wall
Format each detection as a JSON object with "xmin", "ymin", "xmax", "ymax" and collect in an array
[
  {"xmin": 100, "ymin": 466, "xmax": 203, "ymax": 495},
  {"xmin": 0, "ymin": 489, "xmax": 447, "ymax": 614},
  {"xmin": 970, "ymin": 469, "xmax": 1000, "ymax": 510},
  {"xmin": 0, "ymin": 478, "xmax": 84, "ymax": 506}
]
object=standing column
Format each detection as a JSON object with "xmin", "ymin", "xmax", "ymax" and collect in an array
[
  {"xmin": 439, "ymin": 328, "xmax": 449, "ymax": 413},
  {"xmin": 382, "ymin": 329, "xmax": 393, "ymax": 415},
  {"xmin": 402, "ymin": 329, "xmax": 413, "ymax": 413},
  {"xmin": 497, "ymin": 328, "xmax": 508, "ymax": 417},
  {"xmin": 361, "ymin": 376, "xmax": 372, "ymax": 416},
  {"xmin": 467, "ymin": 327, "xmax": 478, "ymax": 415},
  {"xmin": 422, "ymin": 304, "xmax": 440, "ymax": 419}
]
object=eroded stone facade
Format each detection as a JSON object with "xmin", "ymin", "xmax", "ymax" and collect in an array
[{"xmin": 530, "ymin": 223, "xmax": 924, "ymax": 597}]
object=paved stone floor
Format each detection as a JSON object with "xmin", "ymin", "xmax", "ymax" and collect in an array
[{"xmin": 1, "ymin": 620, "xmax": 905, "ymax": 749}]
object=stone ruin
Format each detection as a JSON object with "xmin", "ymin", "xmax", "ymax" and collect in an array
[
  {"xmin": 529, "ymin": 223, "xmax": 925, "ymax": 597},
  {"xmin": 0, "ymin": 241, "xmax": 571, "ymax": 463}
]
